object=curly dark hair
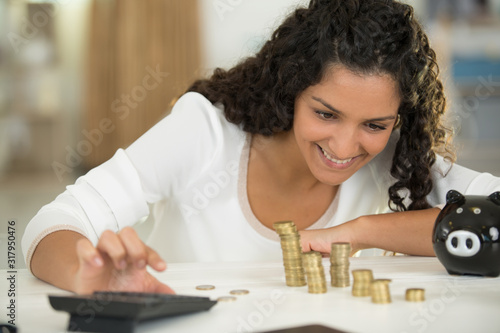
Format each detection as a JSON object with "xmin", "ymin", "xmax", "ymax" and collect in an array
[{"xmin": 187, "ymin": 0, "xmax": 454, "ymax": 212}]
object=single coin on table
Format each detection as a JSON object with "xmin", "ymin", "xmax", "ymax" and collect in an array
[
  {"xmin": 230, "ymin": 289, "xmax": 249, "ymax": 295},
  {"xmin": 196, "ymin": 285, "xmax": 215, "ymax": 290},
  {"xmin": 217, "ymin": 296, "xmax": 237, "ymax": 302}
]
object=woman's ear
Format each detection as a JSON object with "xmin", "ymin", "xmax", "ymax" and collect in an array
[{"xmin": 393, "ymin": 114, "xmax": 401, "ymax": 130}]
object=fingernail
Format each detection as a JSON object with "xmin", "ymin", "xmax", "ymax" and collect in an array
[
  {"xmin": 93, "ymin": 256, "xmax": 103, "ymax": 267},
  {"xmin": 136, "ymin": 260, "xmax": 146, "ymax": 269},
  {"xmin": 157, "ymin": 261, "xmax": 166, "ymax": 270}
]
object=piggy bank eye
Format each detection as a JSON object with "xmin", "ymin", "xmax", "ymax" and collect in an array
[
  {"xmin": 456, "ymin": 208, "xmax": 463, "ymax": 214},
  {"xmin": 473, "ymin": 208, "xmax": 481, "ymax": 215},
  {"xmin": 490, "ymin": 227, "xmax": 499, "ymax": 241}
]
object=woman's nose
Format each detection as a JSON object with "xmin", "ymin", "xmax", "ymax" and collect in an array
[{"xmin": 327, "ymin": 126, "xmax": 359, "ymax": 159}]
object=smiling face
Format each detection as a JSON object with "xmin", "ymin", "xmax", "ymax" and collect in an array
[{"xmin": 292, "ymin": 66, "xmax": 401, "ymax": 186}]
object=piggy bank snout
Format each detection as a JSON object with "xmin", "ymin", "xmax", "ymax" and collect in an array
[{"xmin": 445, "ymin": 230, "xmax": 481, "ymax": 257}]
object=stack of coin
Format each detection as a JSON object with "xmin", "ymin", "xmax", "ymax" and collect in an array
[
  {"xmin": 351, "ymin": 269, "xmax": 373, "ymax": 297},
  {"xmin": 370, "ymin": 279, "xmax": 392, "ymax": 304},
  {"xmin": 405, "ymin": 288, "xmax": 425, "ymax": 302},
  {"xmin": 273, "ymin": 221, "xmax": 306, "ymax": 287},
  {"xmin": 330, "ymin": 242, "xmax": 351, "ymax": 287},
  {"xmin": 302, "ymin": 251, "xmax": 327, "ymax": 294}
]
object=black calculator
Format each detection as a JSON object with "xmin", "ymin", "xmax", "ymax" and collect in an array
[{"xmin": 49, "ymin": 291, "xmax": 218, "ymax": 333}]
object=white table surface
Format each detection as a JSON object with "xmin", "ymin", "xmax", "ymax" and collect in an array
[{"xmin": 2, "ymin": 256, "xmax": 500, "ymax": 333}]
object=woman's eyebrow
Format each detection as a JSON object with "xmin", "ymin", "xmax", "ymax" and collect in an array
[
  {"xmin": 312, "ymin": 96, "xmax": 343, "ymax": 115},
  {"xmin": 368, "ymin": 115, "xmax": 397, "ymax": 122},
  {"xmin": 312, "ymin": 96, "xmax": 397, "ymax": 122}
]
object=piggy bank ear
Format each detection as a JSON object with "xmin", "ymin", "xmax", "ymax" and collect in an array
[
  {"xmin": 446, "ymin": 190, "xmax": 465, "ymax": 204},
  {"xmin": 489, "ymin": 192, "xmax": 500, "ymax": 206}
]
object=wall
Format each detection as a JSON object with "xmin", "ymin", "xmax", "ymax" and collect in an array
[
  {"xmin": 197, "ymin": 0, "xmax": 427, "ymax": 71},
  {"xmin": 198, "ymin": 0, "xmax": 308, "ymax": 72}
]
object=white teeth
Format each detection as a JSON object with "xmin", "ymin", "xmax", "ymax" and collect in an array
[{"xmin": 321, "ymin": 147, "xmax": 353, "ymax": 164}]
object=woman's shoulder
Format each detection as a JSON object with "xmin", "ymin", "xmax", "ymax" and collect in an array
[
  {"xmin": 170, "ymin": 92, "xmax": 220, "ymax": 119},
  {"xmin": 129, "ymin": 91, "xmax": 245, "ymax": 156},
  {"xmin": 431, "ymin": 155, "xmax": 500, "ymax": 194},
  {"xmin": 124, "ymin": 91, "xmax": 246, "ymax": 198},
  {"xmin": 174, "ymin": 91, "xmax": 214, "ymax": 108},
  {"xmin": 171, "ymin": 92, "xmax": 241, "ymax": 133}
]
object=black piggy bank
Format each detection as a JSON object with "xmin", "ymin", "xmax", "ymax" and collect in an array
[{"xmin": 432, "ymin": 190, "xmax": 500, "ymax": 277}]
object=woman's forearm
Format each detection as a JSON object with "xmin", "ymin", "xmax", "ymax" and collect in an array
[
  {"xmin": 353, "ymin": 208, "xmax": 441, "ymax": 256},
  {"xmin": 30, "ymin": 230, "xmax": 84, "ymax": 292}
]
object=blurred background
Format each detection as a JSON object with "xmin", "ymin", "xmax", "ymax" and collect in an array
[{"xmin": 0, "ymin": 0, "xmax": 499, "ymax": 269}]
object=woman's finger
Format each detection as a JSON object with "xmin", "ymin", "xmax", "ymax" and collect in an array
[
  {"xmin": 118, "ymin": 227, "xmax": 148, "ymax": 269},
  {"xmin": 146, "ymin": 246, "xmax": 167, "ymax": 271},
  {"xmin": 97, "ymin": 230, "xmax": 127, "ymax": 270},
  {"xmin": 299, "ymin": 230, "xmax": 314, "ymax": 252},
  {"xmin": 76, "ymin": 237, "xmax": 104, "ymax": 268}
]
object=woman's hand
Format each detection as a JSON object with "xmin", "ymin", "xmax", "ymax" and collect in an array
[
  {"xmin": 300, "ymin": 209, "xmax": 439, "ymax": 257},
  {"xmin": 73, "ymin": 227, "xmax": 174, "ymax": 295},
  {"xmin": 299, "ymin": 220, "xmax": 360, "ymax": 256}
]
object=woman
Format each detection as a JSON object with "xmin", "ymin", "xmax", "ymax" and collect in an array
[{"xmin": 22, "ymin": 0, "xmax": 500, "ymax": 294}]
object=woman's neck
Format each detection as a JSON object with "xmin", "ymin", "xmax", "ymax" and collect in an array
[
  {"xmin": 247, "ymin": 131, "xmax": 338, "ymax": 230},
  {"xmin": 250, "ymin": 131, "xmax": 323, "ymax": 192}
]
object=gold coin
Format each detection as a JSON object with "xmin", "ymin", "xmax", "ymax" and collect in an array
[
  {"xmin": 406, "ymin": 288, "xmax": 425, "ymax": 302},
  {"xmin": 303, "ymin": 251, "xmax": 322, "ymax": 257},
  {"xmin": 351, "ymin": 270, "xmax": 373, "ymax": 281},
  {"xmin": 196, "ymin": 285, "xmax": 215, "ymax": 290},
  {"xmin": 286, "ymin": 281, "xmax": 307, "ymax": 287},
  {"xmin": 273, "ymin": 220, "xmax": 295, "ymax": 227},
  {"xmin": 351, "ymin": 269, "xmax": 373, "ymax": 297},
  {"xmin": 370, "ymin": 280, "xmax": 392, "ymax": 304},
  {"xmin": 352, "ymin": 269, "xmax": 373, "ymax": 276},
  {"xmin": 230, "ymin": 289, "xmax": 249, "ymax": 295},
  {"xmin": 331, "ymin": 242, "xmax": 351, "ymax": 250},
  {"xmin": 276, "ymin": 226, "xmax": 298, "ymax": 233},
  {"xmin": 273, "ymin": 221, "xmax": 296, "ymax": 232},
  {"xmin": 217, "ymin": 296, "xmax": 237, "ymax": 302}
]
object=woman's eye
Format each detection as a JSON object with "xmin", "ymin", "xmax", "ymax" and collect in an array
[
  {"xmin": 315, "ymin": 111, "xmax": 335, "ymax": 120},
  {"xmin": 367, "ymin": 123, "xmax": 387, "ymax": 131}
]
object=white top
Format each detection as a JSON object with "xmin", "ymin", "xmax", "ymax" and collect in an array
[{"xmin": 21, "ymin": 92, "xmax": 500, "ymax": 269}]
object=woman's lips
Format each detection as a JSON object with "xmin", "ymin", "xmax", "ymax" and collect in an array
[{"xmin": 317, "ymin": 145, "xmax": 358, "ymax": 170}]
